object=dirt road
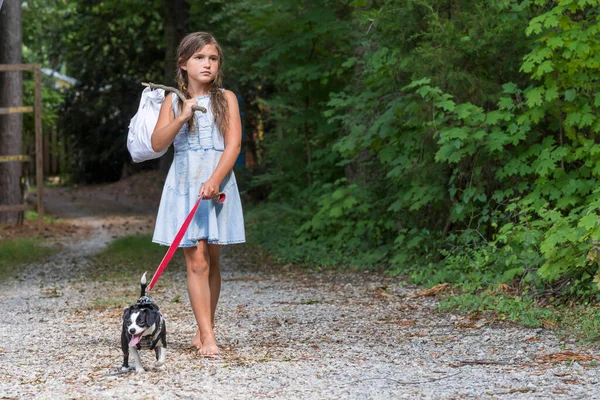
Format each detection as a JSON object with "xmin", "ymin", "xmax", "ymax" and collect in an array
[{"xmin": 0, "ymin": 182, "xmax": 598, "ymax": 399}]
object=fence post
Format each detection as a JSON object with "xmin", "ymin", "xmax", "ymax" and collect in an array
[{"xmin": 34, "ymin": 66, "xmax": 44, "ymax": 226}]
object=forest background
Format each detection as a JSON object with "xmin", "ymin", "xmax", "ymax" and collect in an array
[{"xmin": 8, "ymin": 0, "xmax": 600, "ymax": 331}]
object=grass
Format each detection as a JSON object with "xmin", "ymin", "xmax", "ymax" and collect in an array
[
  {"xmin": 24, "ymin": 210, "xmax": 59, "ymax": 224},
  {"xmin": 559, "ymin": 306, "xmax": 600, "ymax": 342},
  {"xmin": 436, "ymin": 291, "xmax": 600, "ymax": 345},
  {"xmin": 91, "ymin": 234, "xmax": 185, "ymax": 283},
  {"xmin": 437, "ymin": 293, "xmax": 556, "ymax": 327},
  {"xmin": 89, "ymin": 294, "xmax": 133, "ymax": 310},
  {"xmin": 0, "ymin": 237, "xmax": 61, "ymax": 281},
  {"xmin": 89, "ymin": 234, "xmax": 188, "ymax": 311},
  {"xmin": 0, "ymin": 211, "xmax": 67, "ymax": 281},
  {"xmin": 244, "ymin": 202, "xmax": 338, "ymax": 268}
]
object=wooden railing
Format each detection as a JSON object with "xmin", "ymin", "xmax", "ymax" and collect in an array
[{"xmin": 0, "ymin": 64, "xmax": 44, "ymax": 225}]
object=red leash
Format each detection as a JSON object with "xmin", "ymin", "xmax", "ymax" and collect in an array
[{"xmin": 147, "ymin": 192, "xmax": 225, "ymax": 292}]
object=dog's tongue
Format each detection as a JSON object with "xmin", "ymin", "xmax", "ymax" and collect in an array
[{"xmin": 129, "ymin": 334, "xmax": 142, "ymax": 347}]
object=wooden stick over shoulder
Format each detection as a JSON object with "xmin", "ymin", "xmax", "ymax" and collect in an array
[{"xmin": 141, "ymin": 82, "xmax": 207, "ymax": 113}]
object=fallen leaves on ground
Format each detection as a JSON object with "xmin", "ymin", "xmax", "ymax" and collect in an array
[
  {"xmin": 538, "ymin": 351, "xmax": 595, "ymax": 363},
  {"xmin": 410, "ymin": 283, "xmax": 451, "ymax": 297},
  {"xmin": 489, "ymin": 387, "xmax": 535, "ymax": 395},
  {"xmin": 0, "ymin": 218, "xmax": 91, "ymax": 241}
]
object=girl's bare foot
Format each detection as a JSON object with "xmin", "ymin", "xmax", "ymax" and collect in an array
[
  {"xmin": 199, "ymin": 334, "xmax": 220, "ymax": 356},
  {"xmin": 191, "ymin": 329, "xmax": 202, "ymax": 350}
]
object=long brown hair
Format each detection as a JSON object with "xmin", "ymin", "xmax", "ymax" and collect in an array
[{"xmin": 175, "ymin": 32, "xmax": 229, "ymax": 136}]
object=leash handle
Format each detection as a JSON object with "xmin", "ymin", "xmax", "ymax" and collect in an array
[{"xmin": 146, "ymin": 192, "xmax": 225, "ymax": 292}]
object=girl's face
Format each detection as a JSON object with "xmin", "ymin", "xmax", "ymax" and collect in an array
[{"xmin": 180, "ymin": 44, "xmax": 220, "ymax": 88}]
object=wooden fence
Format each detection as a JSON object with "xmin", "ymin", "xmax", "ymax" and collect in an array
[{"xmin": 0, "ymin": 64, "xmax": 44, "ymax": 226}]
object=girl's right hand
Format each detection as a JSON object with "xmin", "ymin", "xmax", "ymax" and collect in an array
[{"xmin": 177, "ymin": 98, "xmax": 197, "ymax": 123}]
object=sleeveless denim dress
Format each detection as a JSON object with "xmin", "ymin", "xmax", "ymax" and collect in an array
[{"xmin": 152, "ymin": 92, "xmax": 246, "ymax": 247}]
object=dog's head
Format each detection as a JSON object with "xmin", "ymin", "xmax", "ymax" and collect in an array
[{"xmin": 122, "ymin": 304, "xmax": 161, "ymax": 347}]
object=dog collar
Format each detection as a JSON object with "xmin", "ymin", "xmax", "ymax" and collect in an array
[{"xmin": 136, "ymin": 295, "xmax": 154, "ymax": 306}]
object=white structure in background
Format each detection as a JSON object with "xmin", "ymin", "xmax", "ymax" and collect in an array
[{"xmin": 41, "ymin": 68, "xmax": 77, "ymax": 90}]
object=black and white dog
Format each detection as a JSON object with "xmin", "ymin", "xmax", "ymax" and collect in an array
[{"xmin": 121, "ymin": 272, "xmax": 167, "ymax": 373}]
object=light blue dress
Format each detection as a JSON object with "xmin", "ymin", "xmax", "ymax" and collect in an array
[{"xmin": 152, "ymin": 92, "xmax": 246, "ymax": 247}]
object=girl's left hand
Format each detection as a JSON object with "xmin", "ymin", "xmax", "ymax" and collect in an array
[{"xmin": 199, "ymin": 179, "xmax": 220, "ymax": 199}]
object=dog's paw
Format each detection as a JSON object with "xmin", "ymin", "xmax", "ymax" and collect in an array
[
  {"xmin": 121, "ymin": 366, "xmax": 130, "ymax": 372},
  {"xmin": 153, "ymin": 360, "xmax": 165, "ymax": 368},
  {"xmin": 135, "ymin": 367, "xmax": 145, "ymax": 374}
]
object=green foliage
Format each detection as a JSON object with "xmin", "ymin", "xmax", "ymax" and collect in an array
[
  {"xmin": 245, "ymin": 202, "xmax": 337, "ymax": 267},
  {"xmin": 26, "ymin": 0, "xmax": 600, "ymax": 305},
  {"xmin": 385, "ymin": 0, "xmax": 600, "ymax": 298},
  {"xmin": 23, "ymin": 0, "xmax": 166, "ymax": 183},
  {"xmin": 62, "ymin": 0, "xmax": 166, "ymax": 182},
  {"xmin": 437, "ymin": 293, "xmax": 557, "ymax": 328},
  {"xmin": 213, "ymin": 0, "xmax": 355, "ymax": 198},
  {"xmin": 233, "ymin": 0, "xmax": 600, "ymax": 301},
  {"xmin": 24, "ymin": 210, "xmax": 59, "ymax": 224}
]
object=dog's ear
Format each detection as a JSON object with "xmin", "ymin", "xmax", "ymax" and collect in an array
[
  {"xmin": 144, "ymin": 309, "xmax": 159, "ymax": 327},
  {"xmin": 122, "ymin": 306, "xmax": 133, "ymax": 322}
]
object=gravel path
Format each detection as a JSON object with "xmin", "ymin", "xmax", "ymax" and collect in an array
[{"xmin": 0, "ymin": 186, "xmax": 599, "ymax": 399}]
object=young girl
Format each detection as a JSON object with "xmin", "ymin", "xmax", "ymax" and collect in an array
[{"xmin": 151, "ymin": 32, "xmax": 245, "ymax": 356}]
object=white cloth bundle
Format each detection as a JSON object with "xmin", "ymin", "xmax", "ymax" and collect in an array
[{"xmin": 127, "ymin": 87, "xmax": 168, "ymax": 163}]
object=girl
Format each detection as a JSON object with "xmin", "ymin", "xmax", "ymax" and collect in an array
[{"xmin": 151, "ymin": 32, "xmax": 245, "ymax": 356}]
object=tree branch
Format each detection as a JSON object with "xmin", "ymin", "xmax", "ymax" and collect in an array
[
  {"xmin": 141, "ymin": 82, "xmax": 206, "ymax": 113},
  {"xmin": 346, "ymin": 371, "xmax": 461, "ymax": 385}
]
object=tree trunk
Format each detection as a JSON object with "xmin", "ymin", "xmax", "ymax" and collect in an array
[
  {"xmin": 0, "ymin": 0, "xmax": 23, "ymax": 225},
  {"xmin": 303, "ymin": 96, "xmax": 312, "ymax": 186},
  {"xmin": 344, "ymin": 38, "xmax": 369, "ymax": 185},
  {"xmin": 159, "ymin": 0, "xmax": 189, "ymax": 175}
]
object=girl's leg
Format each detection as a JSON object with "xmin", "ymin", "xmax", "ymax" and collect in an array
[
  {"xmin": 207, "ymin": 243, "xmax": 221, "ymax": 328},
  {"xmin": 191, "ymin": 244, "xmax": 222, "ymax": 347},
  {"xmin": 183, "ymin": 241, "xmax": 220, "ymax": 355}
]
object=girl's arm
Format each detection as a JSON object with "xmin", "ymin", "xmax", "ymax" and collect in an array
[
  {"xmin": 200, "ymin": 90, "xmax": 242, "ymax": 198},
  {"xmin": 151, "ymin": 93, "xmax": 196, "ymax": 152}
]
